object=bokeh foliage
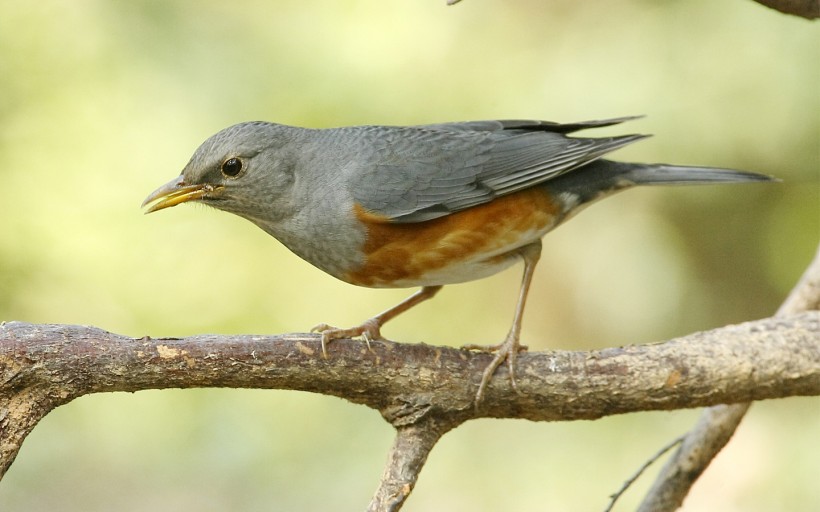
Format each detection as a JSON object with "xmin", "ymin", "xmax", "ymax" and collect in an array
[{"xmin": 0, "ymin": 1, "xmax": 818, "ymax": 511}]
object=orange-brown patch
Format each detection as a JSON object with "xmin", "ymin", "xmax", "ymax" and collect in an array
[
  {"xmin": 346, "ymin": 188, "xmax": 560, "ymax": 286},
  {"xmin": 665, "ymin": 369, "xmax": 682, "ymax": 387}
]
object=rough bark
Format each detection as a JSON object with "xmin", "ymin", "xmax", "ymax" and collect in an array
[
  {"xmin": 637, "ymin": 244, "xmax": 820, "ymax": 511},
  {"xmin": 3, "ymin": 245, "xmax": 820, "ymax": 510},
  {"xmin": 1, "ymin": 313, "xmax": 819, "ymax": 492}
]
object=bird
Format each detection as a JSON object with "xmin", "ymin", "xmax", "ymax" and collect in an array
[{"xmin": 142, "ymin": 116, "xmax": 773, "ymax": 405}]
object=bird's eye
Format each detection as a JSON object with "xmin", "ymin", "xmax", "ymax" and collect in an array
[{"xmin": 221, "ymin": 157, "xmax": 243, "ymax": 178}]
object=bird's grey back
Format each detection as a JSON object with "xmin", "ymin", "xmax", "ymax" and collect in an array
[{"xmin": 307, "ymin": 121, "xmax": 646, "ymax": 222}]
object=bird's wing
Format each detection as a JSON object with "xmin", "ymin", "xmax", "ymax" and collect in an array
[
  {"xmin": 347, "ymin": 119, "xmax": 648, "ymax": 223},
  {"xmin": 417, "ymin": 115, "xmax": 643, "ymax": 134}
]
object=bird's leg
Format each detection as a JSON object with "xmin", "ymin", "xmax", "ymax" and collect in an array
[
  {"xmin": 464, "ymin": 241, "xmax": 542, "ymax": 406},
  {"xmin": 312, "ymin": 285, "xmax": 443, "ymax": 357}
]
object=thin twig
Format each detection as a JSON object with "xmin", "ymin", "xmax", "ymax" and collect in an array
[{"xmin": 605, "ymin": 436, "xmax": 684, "ymax": 512}]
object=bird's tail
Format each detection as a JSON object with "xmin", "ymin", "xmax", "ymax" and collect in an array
[
  {"xmin": 546, "ymin": 160, "xmax": 775, "ymax": 207},
  {"xmin": 621, "ymin": 163, "xmax": 775, "ymax": 186}
]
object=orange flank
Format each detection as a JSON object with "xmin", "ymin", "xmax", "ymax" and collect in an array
[{"xmin": 347, "ymin": 187, "xmax": 561, "ymax": 287}]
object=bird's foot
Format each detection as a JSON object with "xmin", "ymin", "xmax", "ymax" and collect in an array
[
  {"xmin": 463, "ymin": 335, "xmax": 528, "ymax": 407},
  {"xmin": 311, "ymin": 318, "xmax": 382, "ymax": 358}
]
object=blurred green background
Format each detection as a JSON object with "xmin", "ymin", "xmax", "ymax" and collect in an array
[{"xmin": 1, "ymin": 1, "xmax": 818, "ymax": 511}]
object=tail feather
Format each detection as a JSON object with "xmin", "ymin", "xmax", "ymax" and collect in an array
[
  {"xmin": 623, "ymin": 163, "xmax": 776, "ymax": 185},
  {"xmin": 546, "ymin": 160, "xmax": 776, "ymax": 206}
]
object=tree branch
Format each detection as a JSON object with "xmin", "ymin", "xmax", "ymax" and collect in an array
[
  {"xmin": 368, "ymin": 420, "xmax": 455, "ymax": 512},
  {"xmin": 637, "ymin": 403, "xmax": 751, "ymax": 512},
  {"xmin": 638, "ymin": 244, "xmax": 820, "ymax": 511},
  {"xmin": 446, "ymin": 0, "xmax": 820, "ymax": 20},
  {"xmin": 2, "ymin": 246, "xmax": 819, "ymax": 511},
  {"xmin": 2, "ymin": 313, "xmax": 819, "ymax": 492},
  {"xmin": 752, "ymin": 0, "xmax": 820, "ymax": 19}
]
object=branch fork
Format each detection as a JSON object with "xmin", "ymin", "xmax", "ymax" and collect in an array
[{"xmin": 1, "ymin": 244, "xmax": 819, "ymax": 511}]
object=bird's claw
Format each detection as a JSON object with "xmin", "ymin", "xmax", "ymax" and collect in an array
[
  {"xmin": 310, "ymin": 318, "xmax": 382, "ymax": 357},
  {"xmin": 464, "ymin": 337, "xmax": 528, "ymax": 408}
]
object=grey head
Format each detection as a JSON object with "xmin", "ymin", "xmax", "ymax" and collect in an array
[{"xmin": 142, "ymin": 121, "xmax": 305, "ymax": 224}]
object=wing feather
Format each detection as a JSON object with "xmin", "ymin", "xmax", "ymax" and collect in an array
[{"xmin": 346, "ymin": 118, "xmax": 648, "ymax": 223}]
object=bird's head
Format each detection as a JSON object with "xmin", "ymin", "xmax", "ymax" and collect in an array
[{"xmin": 142, "ymin": 122, "xmax": 298, "ymax": 221}]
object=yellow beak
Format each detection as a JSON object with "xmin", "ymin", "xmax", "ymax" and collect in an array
[{"xmin": 142, "ymin": 176, "xmax": 222, "ymax": 214}]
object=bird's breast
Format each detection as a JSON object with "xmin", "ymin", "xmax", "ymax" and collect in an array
[{"xmin": 345, "ymin": 187, "xmax": 563, "ymax": 288}]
